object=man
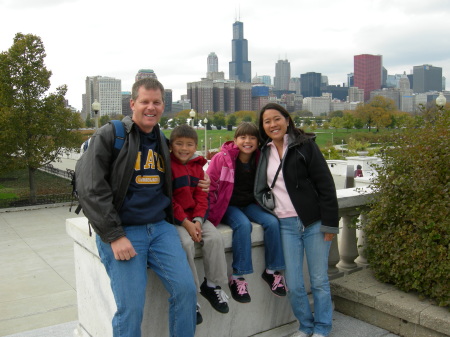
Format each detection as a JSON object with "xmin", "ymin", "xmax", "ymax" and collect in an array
[{"xmin": 76, "ymin": 78, "xmax": 198, "ymax": 337}]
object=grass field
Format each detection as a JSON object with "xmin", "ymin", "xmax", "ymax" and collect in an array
[
  {"xmin": 161, "ymin": 127, "xmax": 369, "ymax": 149},
  {"xmin": 0, "ymin": 169, "xmax": 72, "ymax": 199}
]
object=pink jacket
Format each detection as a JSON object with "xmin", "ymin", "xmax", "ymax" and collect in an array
[
  {"xmin": 206, "ymin": 141, "xmax": 240, "ymax": 226},
  {"xmin": 206, "ymin": 141, "xmax": 260, "ymax": 226}
]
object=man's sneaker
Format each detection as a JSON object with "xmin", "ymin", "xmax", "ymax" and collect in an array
[
  {"xmin": 228, "ymin": 277, "xmax": 251, "ymax": 303},
  {"xmin": 200, "ymin": 279, "xmax": 229, "ymax": 313},
  {"xmin": 196, "ymin": 303, "xmax": 203, "ymax": 325},
  {"xmin": 261, "ymin": 270, "xmax": 287, "ymax": 296}
]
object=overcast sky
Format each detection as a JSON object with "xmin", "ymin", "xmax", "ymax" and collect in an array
[{"xmin": 1, "ymin": 0, "xmax": 450, "ymax": 111}]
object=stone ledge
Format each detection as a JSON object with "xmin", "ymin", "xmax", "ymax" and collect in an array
[{"xmin": 330, "ymin": 268, "xmax": 449, "ymax": 336}]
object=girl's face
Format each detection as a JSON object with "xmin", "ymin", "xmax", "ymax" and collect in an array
[
  {"xmin": 262, "ymin": 109, "xmax": 289, "ymax": 142},
  {"xmin": 234, "ymin": 134, "xmax": 258, "ymax": 155}
]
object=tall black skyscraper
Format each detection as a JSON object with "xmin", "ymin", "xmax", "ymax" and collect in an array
[{"xmin": 229, "ymin": 21, "xmax": 251, "ymax": 83}]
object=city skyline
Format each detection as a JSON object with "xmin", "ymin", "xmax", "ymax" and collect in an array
[{"xmin": 1, "ymin": 0, "xmax": 450, "ymax": 111}]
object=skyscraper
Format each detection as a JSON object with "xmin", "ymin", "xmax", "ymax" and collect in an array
[
  {"xmin": 207, "ymin": 52, "xmax": 218, "ymax": 73},
  {"xmin": 412, "ymin": 64, "xmax": 442, "ymax": 93},
  {"xmin": 135, "ymin": 69, "xmax": 157, "ymax": 82},
  {"xmin": 354, "ymin": 54, "xmax": 382, "ymax": 102},
  {"xmin": 274, "ymin": 59, "xmax": 291, "ymax": 91},
  {"xmin": 300, "ymin": 72, "xmax": 322, "ymax": 98},
  {"xmin": 229, "ymin": 21, "xmax": 251, "ymax": 83},
  {"xmin": 85, "ymin": 76, "xmax": 122, "ymax": 117}
]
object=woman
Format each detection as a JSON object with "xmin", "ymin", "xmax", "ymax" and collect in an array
[{"xmin": 254, "ymin": 103, "xmax": 339, "ymax": 337}]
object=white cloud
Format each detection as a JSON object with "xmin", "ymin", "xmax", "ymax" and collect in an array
[{"xmin": 1, "ymin": 0, "xmax": 449, "ymax": 110}]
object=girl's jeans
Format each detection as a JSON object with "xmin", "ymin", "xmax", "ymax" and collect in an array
[{"xmin": 222, "ymin": 203, "xmax": 285, "ymax": 275}]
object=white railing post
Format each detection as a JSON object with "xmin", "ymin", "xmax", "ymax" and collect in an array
[
  {"xmin": 355, "ymin": 212, "xmax": 369, "ymax": 266},
  {"xmin": 337, "ymin": 212, "xmax": 360, "ymax": 271}
]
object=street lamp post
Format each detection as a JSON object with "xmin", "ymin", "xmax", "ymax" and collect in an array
[
  {"xmin": 219, "ymin": 136, "xmax": 222, "ymax": 149},
  {"xmin": 203, "ymin": 116, "xmax": 208, "ymax": 158},
  {"xmin": 341, "ymin": 139, "xmax": 344, "ymax": 157},
  {"xmin": 436, "ymin": 92, "xmax": 447, "ymax": 110},
  {"xmin": 92, "ymin": 99, "xmax": 101, "ymax": 130},
  {"xmin": 328, "ymin": 149, "xmax": 331, "ymax": 159},
  {"xmin": 189, "ymin": 109, "xmax": 196, "ymax": 128}
]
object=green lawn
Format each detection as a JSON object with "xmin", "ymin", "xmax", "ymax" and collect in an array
[
  {"xmin": 162, "ymin": 127, "xmax": 373, "ymax": 150},
  {"xmin": 0, "ymin": 169, "xmax": 72, "ymax": 198}
]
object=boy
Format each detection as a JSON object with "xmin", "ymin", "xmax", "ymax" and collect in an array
[{"xmin": 169, "ymin": 124, "xmax": 229, "ymax": 322}]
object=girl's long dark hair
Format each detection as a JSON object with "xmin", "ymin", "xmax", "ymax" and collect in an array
[{"xmin": 257, "ymin": 103, "xmax": 305, "ymax": 145}]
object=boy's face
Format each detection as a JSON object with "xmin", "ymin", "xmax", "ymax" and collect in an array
[
  {"xmin": 171, "ymin": 137, "xmax": 197, "ymax": 164},
  {"xmin": 234, "ymin": 134, "xmax": 258, "ymax": 155}
]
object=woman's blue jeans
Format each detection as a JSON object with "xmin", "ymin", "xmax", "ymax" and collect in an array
[
  {"xmin": 222, "ymin": 203, "xmax": 285, "ymax": 275},
  {"xmin": 96, "ymin": 220, "xmax": 197, "ymax": 337},
  {"xmin": 279, "ymin": 217, "xmax": 332, "ymax": 336}
]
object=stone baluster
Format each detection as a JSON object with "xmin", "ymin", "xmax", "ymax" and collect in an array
[
  {"xmin": 355, "ymin": 212, "xmax": 369, "ymax": 266},
  {"xmin": 328, "ymin": 235, "xmax": 342, "ymax": 277},
  {"xmin": 337, "ymin": 212, "xmax": 360, "ymax": 271}
]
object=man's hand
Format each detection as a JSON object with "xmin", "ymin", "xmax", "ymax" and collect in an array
[
  {"xmin": 111, "ymin": 236, "xmax": 137, "ymax": 260},
  {"xmin": 198, "ymin": 172, "xmax": 210, "ymax": 193}
]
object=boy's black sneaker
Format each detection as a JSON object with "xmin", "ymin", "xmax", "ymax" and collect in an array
[
  {"xmin": 200, "ymin": 278, "xmax": 229, "ymax": 313},
  {"xmin": 228, "ymin": 277, "xmax": 251, "ymax": 303},
  {"xmin": 261, "ymin": 270, "xmax": 286, "ymax": 297},
  {"xmin": 196, "ymin": 303, "xmax": 203, "ymax": 325}
]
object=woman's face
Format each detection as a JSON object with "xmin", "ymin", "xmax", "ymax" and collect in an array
[{"xmin": 262, "ymin": 109, "xmax": 289, "ymax": 142}]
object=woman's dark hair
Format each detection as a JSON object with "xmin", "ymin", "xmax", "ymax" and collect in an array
[{"xmin": 258, "ymin": 103, "xmax": 304, "ymax": 144}]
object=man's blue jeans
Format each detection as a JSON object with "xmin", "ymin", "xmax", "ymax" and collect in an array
[
  {"xmin": 222, "ymin": 203, "xmax": 285, "ymax": 275},
  {"xmin": 279, "ymin": 218, "xmax": 332, "ymax": 336},
  {"xmin": 96, "ymin": 220, "xmax": 197, "ymax": 337}
]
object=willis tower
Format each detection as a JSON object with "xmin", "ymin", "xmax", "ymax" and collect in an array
[{"xmin": 229, "ymin": 21, "xmax": 251, "ymax": 83}]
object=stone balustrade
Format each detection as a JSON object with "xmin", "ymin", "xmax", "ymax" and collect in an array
[{"xmin": 66, "ymin": 186, "xmax": 373, "ymax": 337}]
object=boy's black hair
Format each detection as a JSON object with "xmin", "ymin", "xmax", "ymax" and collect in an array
[{"xmin": 170, "ymin": 124, "xmax": 198, "ymax": 144}]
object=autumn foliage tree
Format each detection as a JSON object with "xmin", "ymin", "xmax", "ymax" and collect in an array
[
  {"xmin": 0, "ymin": 33, "xmax": 82, "ymax": 203},
  {"xmin": 355, "ymin": 96, "xmax": 397, "ymax": 132}
]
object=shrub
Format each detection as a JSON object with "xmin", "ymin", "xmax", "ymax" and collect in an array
[{"xmin": 364, "ymin": 109, "xmax": 449, "ymax": 307}]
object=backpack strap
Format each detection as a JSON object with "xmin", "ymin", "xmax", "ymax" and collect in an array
[{"xmin": 110, "ymin": 120, "xmax": 126, "ymax": 152}]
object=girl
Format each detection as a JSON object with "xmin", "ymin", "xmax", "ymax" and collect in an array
[
  {"xmin": 255, "ymin": 103, "xmax": 339, "ymax": 337},
  {"xmin": 206, "ymin": 122, "xmax": 286, "ymax": 303}
]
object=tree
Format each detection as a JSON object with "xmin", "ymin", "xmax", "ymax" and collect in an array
[
  {"xmin": 212, "ymin": 112, "xmax": 226, "ymax": 129},
  {"xmin": 355, "ymin": 96, "xmax": 397, "ymax": 132},
  {"xmin": 0, "ymin": 33, "xmax": 82, "ymax": 202},
  {"xmin": 99, "ymin": 114, "xmax": 111, "ymax": 126},
  {"xmin": 85, "ymin": 115, "xmax": 94, "ymax": 128},
  {"xmin": 330, "ymin": 117, "xmax": 344, "ymax": 129},
  {"xmin": 227, "ymin": 114, "xmax": 237, "ymax": 126},
  {"xmin": 342, "ymin": 112, "xmax": 356, "ymax": 131}
]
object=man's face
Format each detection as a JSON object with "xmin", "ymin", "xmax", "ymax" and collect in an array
[{"xmin": 130, "ymin": 87, "xmax": 164, "ymax": 133}]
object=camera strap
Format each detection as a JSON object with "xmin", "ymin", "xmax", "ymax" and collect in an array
[{"xmin": 270, "ymin": 162, "xmax": 283, "ymax": 190}]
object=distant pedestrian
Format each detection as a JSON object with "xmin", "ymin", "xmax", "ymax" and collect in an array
[{"xmin": 354, "ymin": 164, "xmax": 363, "ymax": 177}]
